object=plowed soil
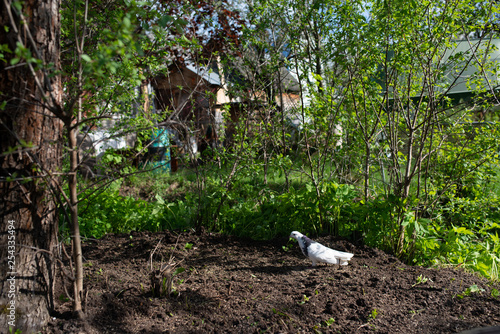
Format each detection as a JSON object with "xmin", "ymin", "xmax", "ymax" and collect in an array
[{"xmin": 43, "ymin": 230, "xmax": 500, "ymax": 333}]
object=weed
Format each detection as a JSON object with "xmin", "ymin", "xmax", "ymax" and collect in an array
[
  {"xmin": 149, "ymin": 237, "xmax": 187, "ymax": 298},
  {"xmin": 323, "ymin": 317, "xmax": 335, "ymax": 327},
  {"xmin": 491, "ymin": 288, "xmax": 500, "ymax": 298},
  {"xmin": 412, "ymin": 274, "xmax": 431, "ymax": 288},
  {"xmin": 297, "ymin": 295, "xmax": 310, "ymax": 305},
  {"xmin": 409, "ymin": 309, "xmax": 424, "ymax": 318},
  {"xmin": 456, "ymin": 284, "xmax": 485, "ymax": 299},
  {"xmin": 369, "ymin": 309, "xmax": 378, "ymax": 320},
  {"xmin": 58, "ymin": 294, "xmax": 70, "ymax": 302},
  {"xmin": 312, "ymin": 324, "xmax": 322, "ymax": 333}
]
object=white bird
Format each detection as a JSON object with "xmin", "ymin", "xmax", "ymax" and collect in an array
[{"xmin": 289, "ymin": 231, "xmax": 354, "ymax": 267}]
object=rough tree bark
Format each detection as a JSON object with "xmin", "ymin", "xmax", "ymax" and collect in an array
[{"xmin": 0, "ymin": 0, "xmax": 63, "ymax": 332}]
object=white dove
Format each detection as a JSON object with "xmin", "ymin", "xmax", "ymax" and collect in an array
[{"xmin": 289, "ymin": 231, "xmax": 354, "ymax": 266}]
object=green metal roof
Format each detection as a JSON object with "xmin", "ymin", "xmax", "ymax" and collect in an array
[
  {"xmin": 379, "ymin": 38, "xmax": 500, "ymax": 97},
  {"xmin": 442, "ymin": 38, "xmax": 500, "ymax": 95}
]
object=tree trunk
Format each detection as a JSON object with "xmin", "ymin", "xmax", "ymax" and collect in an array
[{"xmin": 0, "ymin": 0, "xmax": 63, "ymax": 332}]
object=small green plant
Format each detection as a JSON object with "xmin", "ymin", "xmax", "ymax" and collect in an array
[
  {"xmin": 161, "ymin": 277, "xmax": 169, "ymax": 295},
  {"xmin": 456, "ymin": 284, "xmax": 485, "ymax": 299},
  {"xmin": 184, "ymin": 242, "xmax": 193, "ymax": 250},
  {"xmin": 412, "ymin": 274, "xmax": 430, "ymax": 287},
  {"xmin": 409, "ymin": 309, "xmax": 424, "ymax": 318},
  {"xmin": 58, "ymin": 293, "xmax": 70, "ymax": 302},
  {"xmin": 149, "ymin": 238, "xmax": 187, "ymax": 298},
  {"xmin": 298, "ymin": 295, "xmax": 310, "ymax": 305},
  {"xmin": 491, "ymin": 288, "xmax": 500, "ymax": 298},
  {"xmin": 151, "ymin": 265, "xmax": 185, "ymax": 297},
  {"xmin": 323, "ymin": 317, "xmax": 335, "ymax": 327},
  {"xmin": 358, "ymin": 309, "xmax": 378, "ymax": 331}
]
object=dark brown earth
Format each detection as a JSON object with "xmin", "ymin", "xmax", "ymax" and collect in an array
[{"xmin": 43, "ymin": 230, "xmax": 500, "ymax": 333}]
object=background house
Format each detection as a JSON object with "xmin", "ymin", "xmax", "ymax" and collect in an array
[
  {"xmin": 149, "ymin": 57, "xmax": 301, "ymax": 161},
  {"xmin": 79, "ymin": 55, "xmax": 302, "ymax": 172},
  {"xmin": 379, "ymin": 38, "xmax": 500, "ymax": 112},
  {"xmin": 151, "ymin": 62, "xmax": 223, "ymax": 163}
]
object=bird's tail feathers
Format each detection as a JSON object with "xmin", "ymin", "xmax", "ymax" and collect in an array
[{"xmin": 337, "ymin": 252, "xmax": 354, "ymax": 265}]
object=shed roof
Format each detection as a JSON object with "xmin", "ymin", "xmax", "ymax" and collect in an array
[
  {"xmin": 379, "ymin": 38, "xmax": 500, "ymax": 97},
  {"xmin": 441, "ymin": 39, "xmax": 500, "ymax": 95},
  {"xmin": 185, "ymin": 62, "xmax": 221, "ymax": 86}
]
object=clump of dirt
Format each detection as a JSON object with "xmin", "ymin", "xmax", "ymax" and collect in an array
[{"xmin": 43, "ymin": 231, "xmax": 500, "ymax": 333}]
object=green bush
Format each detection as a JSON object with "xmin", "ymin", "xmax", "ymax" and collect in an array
[
  {"xmin": 61, "ymin": 186, "xmax": 177, "ymax": 239},
  {"xmin": 413, "ymin": 196, "xmax": 500, "ymax": 280},
  {"xmin": 213, "ymin": 181, "xmax": 357, "ymax": 240}
]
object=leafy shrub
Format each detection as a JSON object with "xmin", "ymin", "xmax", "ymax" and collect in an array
[
  {"xmin": 61, "ymin": 185, "xmax": 177, "ymax": 239},
  {"xmin": 412, "ymin": 196, "xmax": 500, "ymax": 280},
  {"xmin": 215, "ymin": 181, "xmax": 357, "ymax": 240},
  {"xmin": 338, "ymin": 192, "xmax": 500, "ymax": 280}
]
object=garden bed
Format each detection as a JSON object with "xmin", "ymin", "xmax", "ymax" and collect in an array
[{"xmin": 44, "ymin": 230, "xmax": 500, "ymax": 333}]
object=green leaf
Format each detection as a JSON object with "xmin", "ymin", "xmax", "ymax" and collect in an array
[
  {"xmin": 173, "ymin": 267, "xmax": 185, "ymax": 276},
  {"xmin": 155, "ymin": 194, "xmax": 165, "ymax": 205},
  {"xmin": 158, "ymin": 15, "xmax": 173, "ymax": 28},
  {"xmin": 324, "ymin": 318, "xmax": 335, "ymax": 327},
  {"xmin": 81, "ymin": 54, "xmax": 92, "ymax": 62},
  {"xmin": 12, "ymin": 1, "xmax": 22, "ymax": 11}
]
